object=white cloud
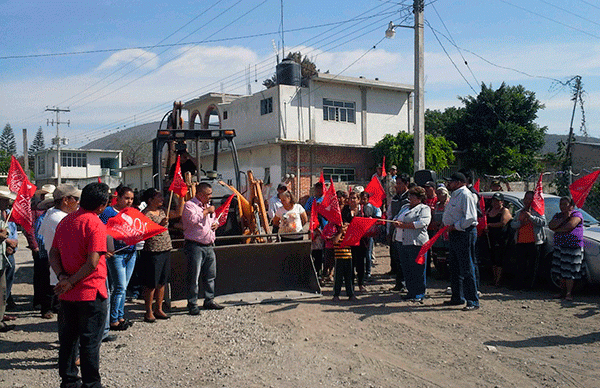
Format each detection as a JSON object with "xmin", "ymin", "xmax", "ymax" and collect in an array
[{"xmin": 96, "ymin": 49, "xmax": 160, "ymax": 71}]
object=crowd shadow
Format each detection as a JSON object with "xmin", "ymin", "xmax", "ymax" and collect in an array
[
  {"xmin": 485, "ymin": 331, "xmax": 600, "ymax": 349},
  {"xmin": 0, "ymin": 354, "xmax": 57, "ymax": 371}
]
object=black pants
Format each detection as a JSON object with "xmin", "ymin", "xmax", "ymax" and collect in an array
[
  {"xmin": 514, "ymin": 243, "xmax": 540, "ymax": 290},
  {"xmin": 351, "ymin": 246, "xmax": 365, "ymax": 287},
  {"xmin": 33, "ymin": 250, "xmax": 54, "ymax": 313},
  {"xmin": 312, "ymin": 249, "xmax": 323, "ymax": 275},
  {"xmin": 58, "ymin": 294, "xmax": 107, "ymax": 388},
  {"xmin": 333, "ymin": 259, "xmax": 354, "ymax": 297}
]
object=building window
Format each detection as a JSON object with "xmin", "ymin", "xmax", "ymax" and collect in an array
[
  {"xmin": 37, "ymin": 156, "xmax": 45, "ymax": 175},
  {"xmin": 323, "ymin": 167, "xmax": 355, "ymax": 182},
  {"xmin": 260, "ymin": 97, "xmax": 273, "ymax": 115},
  {"xmin": 61, "ymin": 152, "xmax": 87, "ymax": 167},
  {"xmin": 323, "ymin": 99, "xmax": 356, "ymax": 123},
  {"xmin": 223, "ymin": 111, "xmax": 228, "ymax": 120}
]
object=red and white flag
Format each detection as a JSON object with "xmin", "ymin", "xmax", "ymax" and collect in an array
[
  {"xmin": 416, "ymin": 225, "xmax": 450, "ymax": 265},
  {"xmin": 570, "ymin": 170, "xmax": 600, "ymax": 208},
  {"xmin": 106, "ymin": 207, "xmax": 167, "ymax": 246},
  {"xmin": 214, "ymin": 194, "xmax": 234, "ymax": 227},
  {"xmin": 364, "ymin": 175, "xmax": 386, "ymax": 208},
  {"xmin": 7, "ymin": 156, "xmax": 36, "ymax": 233},
  {"xmin": 319, "ymin": 171, "xmax": 325, "ymax": 186},
  {"xmin": 531, "ymin": 173, "xmax": 545, "ymax": 216},
  {"xmin": 317, "ymin": 179, "xmax": 342, "ymax": 225},
  {"xmin": 169, "ymin": 155, "xmax": 188, "ymax": 198},
  {"xmin": 340, "ymin": 217, "xmax": 380, "ymax": 247}
]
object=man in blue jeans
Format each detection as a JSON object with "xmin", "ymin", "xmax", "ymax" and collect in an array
[
  {"xmin": 442, "ymin": 172, "xmax": 480, "ymax": 311},
  {"xmin": 182, "ymin": 182, "xmax": 224, "ymax": 315}
]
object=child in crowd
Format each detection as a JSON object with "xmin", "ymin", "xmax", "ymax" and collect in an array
[{"xmin": 330, "ymin": 222, "xmax": 356, "ymax": 301}]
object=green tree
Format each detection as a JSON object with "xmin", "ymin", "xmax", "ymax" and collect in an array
[
  {"xmin": 0, "ymin": 123, "xmax": 17, "ymax": 155},
  {"xmin": 428, "ymin": 83, "xmax": 546, "ymax": 177},
  {"xmin": 28, "ymin": 126, "xmax": 46, "ymax": 172},
  {"xmin": 372, "ymin": 132, "xmax": 456, "ymax": 174},
  {"xmin": 425, "ymin": 107, "xmax": 463, "ymax": 137},
  {"xmin": 263, "ymin": 52, "xmax": 319, "ymax": 88}
]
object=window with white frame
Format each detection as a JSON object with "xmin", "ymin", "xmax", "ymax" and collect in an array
[
  {"xmin": 323, "ymin": 167, "xmax": 355, "ymax": 182},
  {"xmin": 37, "ymin": 155, "xmax": 45, "ymax": 175},
  {"xmin": 323, "ymin": 98, "xmax": 356, "ymax": 123},
  {"xmin": 260, "ymin": 97, "xmax": 273, "ymax": 115},
  {"xmin": 61, "ymin": 152, "xmax": 87, "ymax": 167}
]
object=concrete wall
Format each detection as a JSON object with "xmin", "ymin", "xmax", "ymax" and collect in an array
[
  {"xmin": 120, "ymin": 165, "xmax": 153, "ymax": 191},
  {"xmin": 572, "ymin": 142, "xmax": 600, "ymax": 174}
]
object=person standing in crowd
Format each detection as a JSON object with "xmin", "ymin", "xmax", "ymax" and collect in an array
[
  {"xmin": 423, "ymin": 182, "xmax": 438, "ymax": 210},
  {"xmin": 0, "ymin": 224, "xmax": 14, "ymax": 332},
  {"xmin": 272, "ymin": 191, "xmax": 307, "ymax": 241},
  {"xmin": 442, "ymin": 172, "xmax": 480, "ymax": 311},
  {"xmin": 182, "ymin": 182, "xmax": 223, "ymax": 315},
  {"xmin": 99, "ymin": 186, "xmax": 136, "ymax": 331},
  {"xmin": 359, "ymin": 191, "xmax": 380, "ymax": 280},
  {"xmin": 37, "ymin": 184, "xmax": 82, "ymax": 319},
  {"xmin": 459, "ymin": 169, "xmax": 482, "ymax": 291},
  {"xmin": 331, "ymin": 221, "xmax": 356, "ymax": 302},
  {"xmin": 510, "ymin": 191, "xmax": 546, "ymax": 290},
  {"xmin": 0, "ymin": 187, "xmax": 18, "ymax": 318},
  {"xmin": 485, "ymin": 193, "xmax": 512, "ymax": 287},
  {"xmin": 140, "ymin": 188, "xmax": 181, "ymax": 323},
  {"xmin": 50, "ymin": 182, "xmax": 110, "ymax": 388},
  {"xmin": 549, "ymin": 196, "xmax": 584, "ymax": 300},
  {"xmin": 393, "ymin": 187, "xmax": 431, "ymax": 303},
  {"xmin": 389, "ymin": 174, "xmax": 410, "ymax": 288},
  {"xmin": 305, "ymin": 182, "xmax": 326, "ymax": 278},
  {"xmin": 341, "ymin": 191, "xmax": 366, "ymax": 292},
  {"xmin": 268, "ymin": 183, "xmax": 287, "ymax": 224}
]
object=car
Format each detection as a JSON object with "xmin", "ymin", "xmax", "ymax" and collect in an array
[{"xmin": 479, "ymin": 191, "xmax": 600, "ymax": 288}]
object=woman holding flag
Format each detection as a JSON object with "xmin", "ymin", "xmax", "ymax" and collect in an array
[
  {"xmin": 392, "ymin": 187, "xmax": 431, "ymax": 303},
  {"xmin": 139, "ymin": 188, "xmax": 182, "ymax": 323}
]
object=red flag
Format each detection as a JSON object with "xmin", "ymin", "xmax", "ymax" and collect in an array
[
  {"xmin": 319, "ymin": 171, "xmax": 325, "ymax": 186},
  {"xmin": 531, "ymin": 173, "xmax": 545, "ymax": 216},
  {"xmin": 214, "ymin": 194, "xmax": 234, "ymax": 227},
  {"xmin": 169, "ymin": 155, "xmax": 188, "ymax": 198},
  {"xmin": 110, "ymin": 192, "xmax": 118, "ymax": 206},
  {"xmin": 7, "ymin": 156, "xmax": 36, "ymax": 233},
  {"xmin": 474, "ymin": 179, "xmax": 487, "ymax": 236},
  {"xmin": 416, "ymin": 225, "xmax": 450, "ymax": 264},
  {"xmin": 381, "ymin": 156, "xmax": 387, "ymax": 177},
  {"xmin": 340, "ymin": 217, "xmax": 380, "ymax": 247},
  {"xmin": 97, "ymin": 177, "xmax": 102, "ymax": 183},
  {"xmin": 317, "ymin": 179, "xmax": 342, "ymax": 225},
  {"xmin": 570, "ymin": 170, "xmax": 600, "ymax": 208},
  {"xmin": 106, "ymin": 207, "xmax": 167, "ymax": 246},
  {"xmin": 364, "ymin": 175, "xmax": 386, "ymax": 208}
]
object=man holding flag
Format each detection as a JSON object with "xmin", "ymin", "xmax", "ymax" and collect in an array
[{"xmin": 182, "ymin": 182, "xmax": 223, "ymax": 315}]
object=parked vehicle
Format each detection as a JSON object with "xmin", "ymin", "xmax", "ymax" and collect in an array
[{"xmin": 479, "ymin": 192, "xmax": 600, "ymax": 288}]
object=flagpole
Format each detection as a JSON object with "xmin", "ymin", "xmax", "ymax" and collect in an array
[{"xmin": 166, "ymin": 191, "xmax": 174, "ymax": 219}]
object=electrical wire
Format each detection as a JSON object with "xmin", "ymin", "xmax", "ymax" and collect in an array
[{"xmin": 537, "ymin": 0, "xmax": 600, "ymax": 28}]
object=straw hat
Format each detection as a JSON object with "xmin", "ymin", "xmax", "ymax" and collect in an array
[{"xmin": 0, "ymin": 186, "xmax": 16, "ymax": 201}]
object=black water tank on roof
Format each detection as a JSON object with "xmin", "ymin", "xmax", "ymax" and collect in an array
[{"xmin": 276, "ymin": 58, "xmax": 301, "ymax": 86}]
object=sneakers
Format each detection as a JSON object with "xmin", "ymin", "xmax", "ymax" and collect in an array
[
  {"xmin": 102, "ymin": 334, "xmax": 118, "ymax": 343},
  {"xmin": 203, "ymin": 300, "xmax": 224, "ymax": 310},
  {"xmin": 462, "ymin": 305, "xmax": 480, "ymax": 311},
  {"xmin": 188, "ymin": 304, "xmax": 200, "ymax": 315},
  {"xmin": 0, "ymin": 323, "xmax": 15, "ymax": 332}
]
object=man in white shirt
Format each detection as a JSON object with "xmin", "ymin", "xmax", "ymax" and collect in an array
[
  {"xmin": 442, "ymin": 172, "xmax": 480, "ymax": 311},
  {"xmin": 267, "ymin": 183, "xmax": 287, "ymax": 222}
]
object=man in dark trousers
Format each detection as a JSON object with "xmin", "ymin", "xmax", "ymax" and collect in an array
[
  {"xmin": 50, "ymin": 182, "xmax": 110, "ymax": 388},
  {"xmin": 389, "ymin": 173, "xmax": 410, "ymax": 290}
]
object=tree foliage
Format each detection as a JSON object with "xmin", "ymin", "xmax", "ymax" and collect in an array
[
  {"xmin": 0, "ymin": 123, "xmax": 17, "ymax": 155},
  {"xmin": 425, "ymin": 83, "xmax": 546, "ymax": 177},
  {"xmin": 263, "ymin": 51, "xmax": 319, "ymax": 88},
  {"xmin": 28, "ymin": 126, "xmax": 46, "ymax": 172},
  {"xmin": 372, "ymin": 132, "xmax": 456, "ymax": 174}
]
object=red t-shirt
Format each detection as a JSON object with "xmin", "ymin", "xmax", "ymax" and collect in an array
[{"xmin": 52, "ymin": 208, "xmax": 108, "ymax": 302}]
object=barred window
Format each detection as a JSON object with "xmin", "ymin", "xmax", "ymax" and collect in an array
[
  {"xmin": 37, "ymin": 156, "xmax": 45, "ymax": 175},
  {"xmin": 61, "ymin": 152, "xmax": 87, "ymax": 167},
  {"xmin": 323, "ymin": 167, "xmax": 355, "ymax": 182},
  {"xmin": 260, "ymin": 97, "xmax": 273, "ymax": 115},
  {"xmin": 323, "ymin": 99, "xmax": 356, "ymax": 123}
]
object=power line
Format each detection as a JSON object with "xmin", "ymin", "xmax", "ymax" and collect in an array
[{"xmin": 536, "ymin": 0, "xmax": 600, "ymax": 28}]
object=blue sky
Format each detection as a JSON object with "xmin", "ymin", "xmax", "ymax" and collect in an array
[{"xmin": 1, "ymin": 0, "xmax": 599, "ymax": 152}]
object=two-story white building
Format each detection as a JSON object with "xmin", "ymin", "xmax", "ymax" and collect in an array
[
  {"xmin": 34, "ymin": 148, "xmax": 122, "ymax": 188},
  {"xmin": 182, "ymin": 72, "xmax": 412, "ymax": 198}
]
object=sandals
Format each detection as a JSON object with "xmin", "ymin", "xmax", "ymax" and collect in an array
[{"xmin": 110, "ymin": 320, "xmax": 133, "ymax": 331}]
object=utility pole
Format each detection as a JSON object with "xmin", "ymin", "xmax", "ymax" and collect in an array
[
  {"xmin": 22, "ymin": 128, "xmax": 29, "ymax": 175},
  {"xmin": 413, "ymin": 0, "xmax": 425, "ymax": 172},
  {"xmin": 46, "ymin": 106, "xmax": 70, "ymax": 185},
  {"xmin": 564, "ymin": 75, "xmax": 583, "ymax": 187}
]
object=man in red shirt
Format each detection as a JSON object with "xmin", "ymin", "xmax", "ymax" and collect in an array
[{"xmin": 50, "ymin": 182, "xmax": 110, "ymax": 388}]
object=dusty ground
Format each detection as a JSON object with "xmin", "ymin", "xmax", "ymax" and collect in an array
[{"xmin": 2, "ymin": 234, "xmax": 600, "ymax": 388}]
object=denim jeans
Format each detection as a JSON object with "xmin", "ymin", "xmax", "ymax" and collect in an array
[
  {"xmin": 184, "ymin": 241, "xmax": 216, "ymax": 306},
  {"xmin": 58, "ymin": 294, "xmax": 107, "ymax": 388},
  {"xmin": 400, "ymin": 245, "xmax": 427, "ymax": 299},
  {"xmin": 448, "ymin": 229, "xmax": 479, "ymax": 307},
  {"xmin": 365, "ymin": 237, "xmax": 374, "ymax": 276},
  {"xmin": 5, "ymin": 254, "xmax": 15, "ymax": 301},
  {"xmin": 470, "ymin": 227, "xmax": 480, "ymax": 290},
  {"xmin": 106, "ymin": 250, "xmax": 136, "ymax": 323}
]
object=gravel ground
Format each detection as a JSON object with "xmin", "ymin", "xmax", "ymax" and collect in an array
[{"xmin": 2, "ymin": 234, "xmax": 600, "ymax": 388}]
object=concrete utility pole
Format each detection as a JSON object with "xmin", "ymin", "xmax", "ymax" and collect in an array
[
  {"xmin": 22, "ymin": 128, "xmax": 29, "ymax": 175},
  {"xmin": 46, "ymin": 106, "xmax": 70, "ymax": 185},
  {"xmin": 413, "ymin": 0, "xmax": 425, "ymax": 172}
]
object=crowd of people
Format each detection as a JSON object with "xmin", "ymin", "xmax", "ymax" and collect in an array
[{"xmin": 0, "ymin": 164, "xmax": 590, "ymax": 386}]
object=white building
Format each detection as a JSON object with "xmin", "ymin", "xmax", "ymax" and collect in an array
[
  {"xmin": 182, "ymin": 72, "xmax": 412, "ymax": 198},
  {"xmin": 34, "ymin": 148, "xmax": 122, "ymax": 188}
]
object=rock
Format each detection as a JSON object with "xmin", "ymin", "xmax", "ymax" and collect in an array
[{"xmin": 486, "ymin": 345, "xmax": 498, "ymax": 353}]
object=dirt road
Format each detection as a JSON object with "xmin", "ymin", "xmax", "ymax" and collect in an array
[{"xmin": 2, "ymin": 236, "xmax": 600, "ymax": 387}]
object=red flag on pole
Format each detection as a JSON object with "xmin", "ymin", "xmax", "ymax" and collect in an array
[
  {"xmin": 531, "ymin": 173, "xmax": 545, "ymax": 216},
  {"xmin": 570, "ymin": 170, "xmax": 600, "ymax": 208},
  {"xmin": 319, "ymin": 171, "xmax": 325, "ymax": 186},
  {"xmin": 214, "ymin": 194, "xmax": 234, "ymax": 227},
  {"xmin": 97, "ymin": 177, "xmax": 102, "ymax": 183},
  {"xmin": 106, "ymin": 207, "xmax": 167, "ymax": 246},
  {"xmin": 381, "ymin": 156, "xmax": 387, "ymax": 177},
  {"xmin": 473, "ymin": 179, "xmax": 487, "ymax": 236},
  {"xmin": 317, "ymin": 179, "xmax": 343, "ymax": 225},
  {"xmin": 7, "ymin": 156, "xmax": 37, "ymax": 233},
  {"xmin": 340, "ymin": 217, "xmax": 380, "ymax": 247},
  {"xmin": 364, "ymin": 175, "xmax": 386, "ymax": 208},
  {"xmin": 415, "ymin": 225, "xmax": 450, "ymax": 264},
  {"xmin": 169, "ymin": 155, "xmax": 188, "ymax": 198}
]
